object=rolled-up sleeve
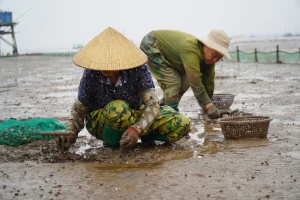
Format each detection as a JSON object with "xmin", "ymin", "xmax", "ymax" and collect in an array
[
  {"xmin": 131, "ymin": 65, "xmax": 158, "ymax": 134},
  {"xmin": 132, "ymin": 88, "xmax": 159, "ymax": 135}
]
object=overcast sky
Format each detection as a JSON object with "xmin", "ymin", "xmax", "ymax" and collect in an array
[{"xmin": 0, "ymin": 0, "xmax": 300, "ymax": 53}]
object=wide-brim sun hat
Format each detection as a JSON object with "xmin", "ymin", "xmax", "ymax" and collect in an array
[
  {"xmin": 198, "ymin": 29, "xmax": 231, "ymax": 60},
  {"xmin": 73, "ymin": 27, "xmax": 148, "ymax": 70}
]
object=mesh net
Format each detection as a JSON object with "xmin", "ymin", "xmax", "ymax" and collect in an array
[
  {"xmin": 0, "ymin": 118, "xmax": 67, "ymax": 147},
  {"xmin": 228, "ymin": 51, "xmax": 300, "ymax": 63},
  {"xmin": 41, "ymin": 49, "xmax": 300, "ymax": 64},
  {"xmin": 279, "ymin": 51, "xmax": 300, "ymax": 63}
]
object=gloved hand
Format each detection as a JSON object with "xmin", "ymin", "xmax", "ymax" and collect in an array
[
  {"xmin": 58, "ymin": 132, "xmax": 77, "ymax": 150},
  {"xmin": 207, "ymin": 104, "xmax": 221, "ymax": 119},
  {"xmin": 120, "ymin": 126, "xmax": 140, "ymax": 148},
  {"xmin": 219, "ymin": 108, "xmax": 239, "ymax": 117},
  {"xmin": 219, "ymin": 109, "xmax": 231, "ymax": 116}
]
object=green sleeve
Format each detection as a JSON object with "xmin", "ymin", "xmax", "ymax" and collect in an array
[
  {"xmin": 201, "ymin": 64, "xmax": 215, "ymax": 99},
  {"xmin": 180, "ymin": 51, "xmax": 212, "ymax": 107}
]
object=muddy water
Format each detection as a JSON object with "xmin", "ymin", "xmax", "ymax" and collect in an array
[{"xmin": 1, "ymin": 56, "xmax": 300, "ymax": 199}]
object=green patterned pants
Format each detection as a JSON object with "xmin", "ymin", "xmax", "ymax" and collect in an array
[
  {"xmin": 140, "ymin": 31, "xmax": 190, "ymax": 108},
  {"xmin": 86, "ymin": 100, "xmax": 190, "ymax": 145}
]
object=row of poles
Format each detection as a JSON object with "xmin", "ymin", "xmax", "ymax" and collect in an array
[{"xmin": 234, "ymin": 45, "xmax": 300, "ymax": 63}]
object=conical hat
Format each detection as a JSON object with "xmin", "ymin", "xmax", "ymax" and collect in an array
[{"xmin": 73, "ymin": 27, "xmax": 148, "ymax": 70}]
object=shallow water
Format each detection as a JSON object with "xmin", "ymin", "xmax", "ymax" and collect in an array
[{"xmin": 1, "ymin": 56, "xmax": 300, "ymax": 199}]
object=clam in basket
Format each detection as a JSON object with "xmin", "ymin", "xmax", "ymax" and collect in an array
[
  {"xmin": 212, "ymin": 93, "xmax": 235, "ymax": 109},
  {"xmin": 220, "ymin": 116, "xmax": 272, "ymax": 139}
]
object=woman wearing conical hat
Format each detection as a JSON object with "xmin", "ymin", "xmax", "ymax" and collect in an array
[
  {"xmin": 140, "ymin": 29, "xmax": 231, "ymax": 119},
  {"xmin": 61, "ymin": 27, "xmax": 190, "ymax": 148}
]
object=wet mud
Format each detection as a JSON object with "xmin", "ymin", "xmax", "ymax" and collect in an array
[{"xmin": 1, "ymin": 54, "xmax": 300, "ymax": 199}]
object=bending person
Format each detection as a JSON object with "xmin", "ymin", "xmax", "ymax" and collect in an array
[
  {"xmin": 140, "ymin": 29, "xmax": 231, "ymax": 118},
  {"xmin": 61, "ymin": 27, "xmax": 190, "ymax": 149}
]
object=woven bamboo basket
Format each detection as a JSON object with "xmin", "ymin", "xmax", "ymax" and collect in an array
[
  {"xmin": 220, "ymin": 116, "xmax": 272, "ymax": 139},
  {"xmin": 212, "ymin": 94, "xmax": 235, "ymax": 109}
]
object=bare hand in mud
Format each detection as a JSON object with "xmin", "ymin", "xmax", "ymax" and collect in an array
[{"xmin": 120, "ymin": 126, "xmax": 139, "ymax": 148}]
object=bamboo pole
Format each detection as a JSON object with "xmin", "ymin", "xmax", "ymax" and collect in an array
[
  {"xmin": 255, "ymin": 48, "xmax": 257, "ymax": 62},
  {"xmin": 276, "ymin": 45, "xmax": 279, "ymax": 63},
  {"xmin": 236, "ymin": 46, "xmax": 240, "ymax": 62}
]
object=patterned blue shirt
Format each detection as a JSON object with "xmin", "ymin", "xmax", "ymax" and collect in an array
[{"xmin": 77, "ymin": 64, "xmax": 155, "ymax": 113}]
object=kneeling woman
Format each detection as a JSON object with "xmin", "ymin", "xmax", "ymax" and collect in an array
[{"xmin": 63, "ymin": 27, "xmax": 190, "ymax": 148}]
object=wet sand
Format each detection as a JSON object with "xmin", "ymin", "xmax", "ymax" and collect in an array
[{"xmin": 0, "ymin": 54, "xmax": 300, "ymax": 199}]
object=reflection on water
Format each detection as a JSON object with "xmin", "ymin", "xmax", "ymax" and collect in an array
[
  {"xmin": 83, "ymin": 121, "xmax": 270, "ymax": 175},
  {"xmin": 188, "ymin": 122, "xmax": 205, "ymax": 144},
  {"xmin": 86, "ymin": 161, "xmax": 166, "ymax": 180},
  {"xmin": 85, "ymin": 149, "xmax": 193, "ymax": 177},
  {"xmin": 191, "ymin": 122, "xmax": 270, "ymax": 156},
  {"xmin": 87, "ymin": 161, "xmax": 164, "ymax": 173},
  {"xmin": 196, "ymin": 134, "xmax": 269, "ymax": 156},
  {"xmin": 204, "ymin": 124, "xmax": 221, "ymax": 133},
  {"xmin": 80, "ymin": 120, "xmax": 271, "ymax": 175},
  {"xmin": 85, "ymin": 162, "xmax": 163, "ymax": 180}
]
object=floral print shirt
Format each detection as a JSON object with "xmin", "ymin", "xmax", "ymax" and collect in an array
[{"xmin": 77, "ymin": 64, "xmax": 155, "ymax": 113}]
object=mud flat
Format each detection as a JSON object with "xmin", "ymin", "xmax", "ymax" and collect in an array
[{"xmin": 0, "ymin": 55, "xmax": 300, "ymax": 199}]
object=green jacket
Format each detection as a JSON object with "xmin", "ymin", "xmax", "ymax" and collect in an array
[{"xmin": 154, "ymin": 30, "xmax": 215, "ymax": 107}]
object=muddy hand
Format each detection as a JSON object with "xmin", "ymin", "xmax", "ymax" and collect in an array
[
  {"xmin": 120, "ymin": 126, "xmax": 139, "ymax": 148},
  {"xmin": 220, "ymin": 108, "xmax": 239, "ymax": 117},
  {"xmin": 58, "ymin": 132, "xmax": 77, "ymax": 149},
  {"xmin": 207, "ymin": 105, "xmax": 221, "ymax": 119}
]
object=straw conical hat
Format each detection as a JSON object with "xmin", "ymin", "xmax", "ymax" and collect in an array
[{"xmin": 73, "ymin": 27, "xmax": 148, "ymax": 70}]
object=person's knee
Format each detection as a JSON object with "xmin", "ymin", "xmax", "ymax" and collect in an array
[
  {"xmin": 178, "ymin": 114, "xmax": 191, "ymax": 135},
  {"xmin": 106, "ymin": 99, "xmax": 126, "ymax": 106},
  {"xmin": 167, "ymin": 114, "xmax": 191, "ymax": 142},
  {"xmin": 105, "ymin": 99, "xmax": 128, "ymax": 111}
]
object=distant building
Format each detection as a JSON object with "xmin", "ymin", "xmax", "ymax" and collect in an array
[
  {"xmin": 72, "ymin": 44, "xmax": 83, "ymax": 49},
  {"xmin": 283, "ymin": 33, "xmax": 293, "ymax": 37}
]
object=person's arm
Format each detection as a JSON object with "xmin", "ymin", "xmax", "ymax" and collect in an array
[
  {"xmin": 66, "ymin": 99, "xmax": 87, "ymax": 136},
  {"xmin": 181, "ymin": 50, "xmax": 220, "ymax": 118},
  {"xmin": 131, "ymin": 88, "xmax": 159, "ymax": 135},
  {"xmin": 58, "ymin": 98, "xmax": 88, "ymax": 149},
  {"xmin": 202, "ymin": 63, "xmax": 215, "ymax": 100},
  {"xmin": 120, "ymin": 65, "xmax": 159, "ymax": 148},
  {"xmin": 120, "ymin": 88, "xmax": 159, "ymax": 148},
  {"xmin": 132, "ymin": 65, "xmax": 159, "ymax": 134},
  {"xmin": 180, "ymin": 51, "xmax": 212, "ymax": 108},
  {"xmin": 59, "ymin": 70, "xmax": 93, "ymax": 147}
]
